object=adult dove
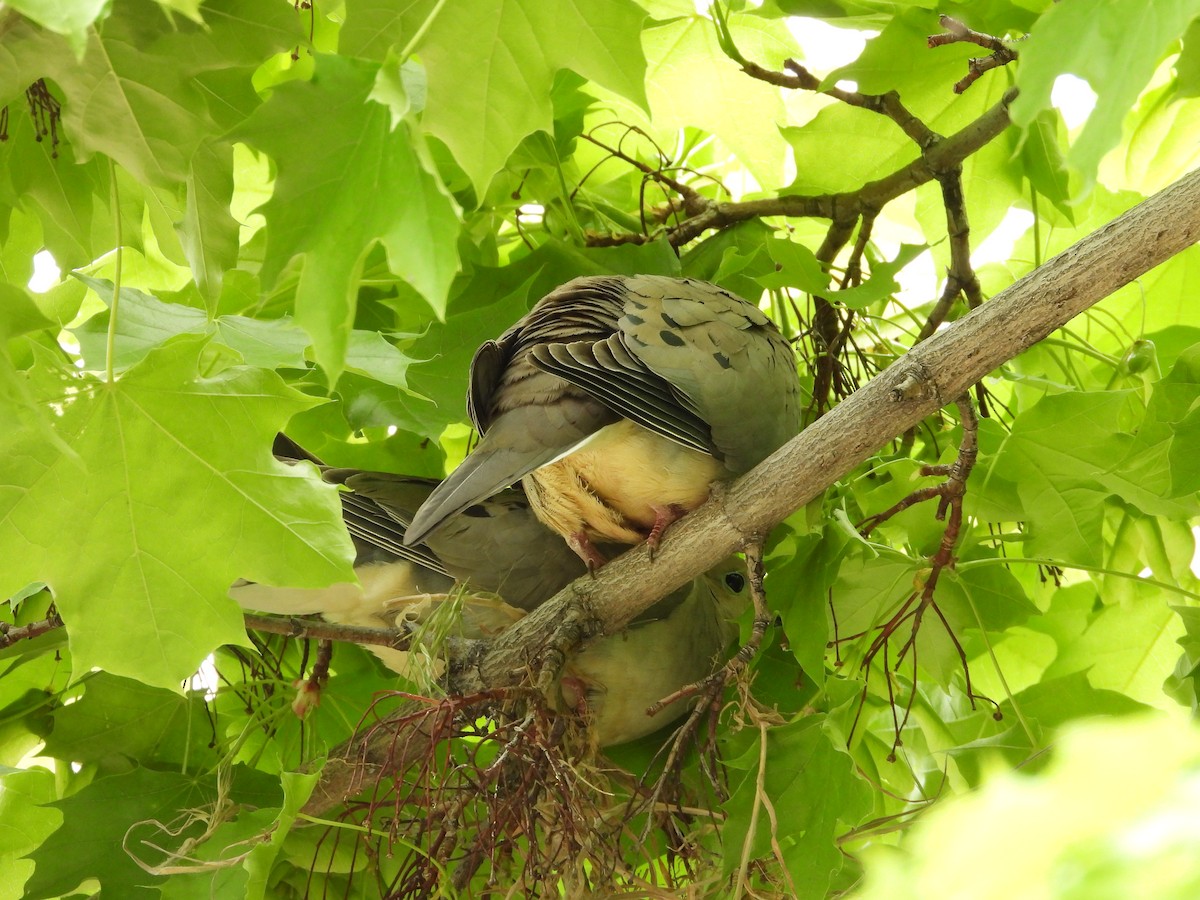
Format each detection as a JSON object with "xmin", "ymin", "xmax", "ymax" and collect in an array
[
  {"xmin": 231, "ymin": 437, "xmax": 585, "ymax": 648},
  {"xmin": 402, "ymin": 275, "xmax": 802, "ymax": 567}
]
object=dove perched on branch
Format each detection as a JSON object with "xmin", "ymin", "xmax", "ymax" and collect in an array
[
  {"xmin": 230, "ymin": 437, "xmax": 585, "ymax": 674},
  {"xmin": 402, "ymin": 275, "xmax": 803, "ymax": 568},
  {"xmin": 231, "ymin": 438, "xmax": 750, "ymax": 745},
  {"xmin": 264, "ymin": 434, "xmax": 583, "ymax": 610}
]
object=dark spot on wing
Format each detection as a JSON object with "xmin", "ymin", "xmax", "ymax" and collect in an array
[
  {"xmin": 714, "ymin": 352, "xmax": 732, "ymax": 369},
  {"xmin": 659, "ymin": 329, "xmax": 685, "ymax": 347}
]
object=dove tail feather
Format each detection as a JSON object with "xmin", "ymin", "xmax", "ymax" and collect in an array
[{"xmin": 403, "ymin": 447, "xmax": 549, "ymax": 547}]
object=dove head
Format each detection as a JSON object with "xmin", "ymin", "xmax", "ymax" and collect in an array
[{"xmin": 703, "ymin": 556, "xmax": 751, "ymax": 621}]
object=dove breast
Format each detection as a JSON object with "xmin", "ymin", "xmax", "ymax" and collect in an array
[{"xmin": 522, "ymin": 418, "xmax": 722, "ymax": 545}]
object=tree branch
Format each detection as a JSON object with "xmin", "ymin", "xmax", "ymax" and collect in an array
[
  {"xmin": 928, "ymin": 15, "xmax": 1021, "ymax": 94},
  {"xmin": 242, "ymin": 613, "xmax": 413, "ymax": 650},
  {"xmin": 0, "ymin": 611, "xmax": 63, "ymax": 647},
  {"xmin": 584, "ymin": 90, "xmax": 1016, "ymax": 248}
]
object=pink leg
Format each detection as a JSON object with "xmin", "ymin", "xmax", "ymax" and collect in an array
[{"xmin": 646, "ymin": 504, "xmax": 687, "ymax": 557}]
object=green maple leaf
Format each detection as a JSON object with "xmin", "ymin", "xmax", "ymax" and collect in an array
[
  {"xmin": 0, "ymin": 335, "xmax": 354, "ymax": 691},
  {"xmin": 991, "ymin": 390, "xmax": 1139, "ymax": 565},
  {"xmin": 0, "ymin": 0, "xmax": 108, "ymax": 54},
  {"xmin": 723, "ymin": 716, "xmax": 872, "ymax": 896},
  {"xmin": 340, "ymin": 0, "xmax": 649, "ymax": 194},
  {"xmin": 0, "ymin": 767, "xmax": 59, "ymax": 900},
  {"xmin": 235, "ymin": 54, "xmax": 461, "ymax": 379},
  {"xmin": 0, "ymin": 0, "xmax": 299, "ymax": 188},
  {"xmin": 23, "ymin": 764, "xmax": 281, "ymax": 900},
  {"xmin": 41, "ymin": 673, "xmax": 219, "ymax": 768},
  {"xmin": 1012, "ymin": 0, "xmax": 1200, "ymax": 190},
  {"xmin": 642, "ymin": 13, "xmax": 792, "ymax": 190}
]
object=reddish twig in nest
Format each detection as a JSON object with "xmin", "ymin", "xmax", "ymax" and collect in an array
[
  {"xmin": 849, "ymin": 396, "xmax": 1000, "ymax": 757},
  {"xmin": 928, "ymin": 15, "xmax": 1021, "ymax": 94},
  {"xmin": 326, "ymin": 691, "xmax": 675, "ymax": 897}
]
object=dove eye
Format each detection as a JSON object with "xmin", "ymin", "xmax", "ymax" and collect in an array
[{"xmin": 724, "ymin": 572, "xmax": 746, "ymax": 592}]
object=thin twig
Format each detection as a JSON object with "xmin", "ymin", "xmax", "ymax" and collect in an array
[
  {"xmin": 583, "ymin": 89, "xmax": 1017, "ymax": 249},
  {"xmin": 928, "ymin": 15, "xmax": 1021, "ymax": 94},
  {"xmin": 242, "ymin": 612, "xmax": 413, "ymax": 650},
  {"xmin": 851, "ymin": 396, "xmax": 992, "ymax": 753},
  {"xmin": 0, "ymin": 611, "xmax": 64, "ymax": 647}
]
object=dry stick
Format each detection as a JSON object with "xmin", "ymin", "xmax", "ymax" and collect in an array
[
  {"xmin": 736, "ymin": 55, "xmax": 990, "ymax": 410},
  {"xmin": 854, "ymin": 397, "xmax": 984, "ymax": 755},
  {"xmin": 928, "ymin": 15, "xmax": 1021, "ymax": 95},
  {"xmin": 633, "ymin": 546, "xmax": 770, "ymax": 834},
  {"xmin": 241, "ymin": 613, "xmax": 413, "ymax": 650},
  {"xmin": 306, "ymin": 167, "xmax": 1200, "ymax": 815},
  {"xmin": 810, "ymin": 213, "xmax": 859, "ymax": 410},
  {"xmin": 646, "ymin": 544, "xmax": 770, "ymax": 720},
  {"xmin": 917, "ymin": 167, "xmax": 983, "ymax": 342}
]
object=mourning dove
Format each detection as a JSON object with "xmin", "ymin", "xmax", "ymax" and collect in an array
[
  {"xmin": 263, "ymin": 434, "xmax": 585, "ymax": 610},
  {"xmin": 232, "ymin": 439, "xmax": 750, "ymax": 745},
  {"xmin": 402, "ymin": 275, "xmax": 802, "ymax": 567},
  {"xmin": 396, "ymin": 554, "xmax": 750, "ymax": 745},
  {"xmin": 231, "ymin": 438, "xmax": 586, "ymax": 673},
  {"xmin": 559, "ymin": 556, "xmax": 748, "ymax": 745}
]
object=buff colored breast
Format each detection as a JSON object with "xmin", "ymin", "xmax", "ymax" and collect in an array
[{"xmin": 524, "ymin": 418, "xmax": 722, "ymax": 553}]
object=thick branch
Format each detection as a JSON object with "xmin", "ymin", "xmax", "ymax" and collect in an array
[{"xmin": 0, "ymin": 612, "xmax": 62, "ymax": 647}]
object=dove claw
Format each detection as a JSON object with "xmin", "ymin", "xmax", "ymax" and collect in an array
[{"xmin": 568, "ymin": 530, "xmax": 608, "ymax": 573}]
